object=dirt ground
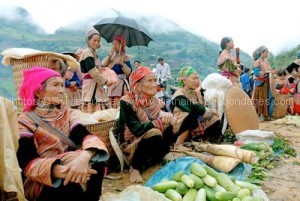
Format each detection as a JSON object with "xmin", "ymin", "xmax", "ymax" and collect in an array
[
  {"xmin": 102, "ymin": 121, "xmax": 300, "ymax": 201},
  {"xmin": 259, "ymin": 122, "xmax": 300, "ymax": 201}
]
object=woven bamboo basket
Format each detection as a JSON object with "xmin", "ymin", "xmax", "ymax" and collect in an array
[
  {"xmin": 225, "ymin": 86, "xmax": 259, "ymax": 134},
  {"xmin": 272, "ymin": 94, "xmax": 291, "ymax": 119},
  {"xmin": 85, "ymin": 120, "xmax": 116, "ymax": 155},
  {"xmin": 10, "ymin": 54, "xmax": 65, "ymax": 97}
]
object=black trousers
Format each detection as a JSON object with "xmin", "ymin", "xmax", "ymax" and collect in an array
[
  {"xmin": 37, "ymin": 162, "xmax": 105, "ymax": 201},
  {"xmin": 131, "ymin": 126, "xmax": 174, "ymax": 171}
]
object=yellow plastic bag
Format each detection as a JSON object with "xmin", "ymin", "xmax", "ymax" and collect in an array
[{"xmin": 0, "ymin": 97, "xmax": 26, "ymax": 201}]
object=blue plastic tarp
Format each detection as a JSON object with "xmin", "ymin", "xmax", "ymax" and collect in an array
[{"xmin": 145, "ymin": 156, "xmax": 252, "ymax": 187}]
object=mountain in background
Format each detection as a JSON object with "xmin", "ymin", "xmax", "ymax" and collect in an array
[
  {"xmin": 1, "ymin": 6, "xmax": 295, "ymax": 99},
  {"xmin": 269, "ymin": 45, "xmax": 300, "ymax": 68}
]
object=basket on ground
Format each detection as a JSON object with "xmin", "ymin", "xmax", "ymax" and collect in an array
[
  {"xmin": 225, "ymin": 87, "xmax": 259, "ymax": 134},
  {"xmin": 272, "ymin": 94, "xmax": 291, "ymax": 119},
  {"xmin": 85, "ymin": 120, "xmax": 116, "ymax": 155}
]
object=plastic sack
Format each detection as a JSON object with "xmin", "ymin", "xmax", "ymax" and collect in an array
[
  {"xmin": 236, "ymin": 130, "xmax": 275, "ymax": 146},
  {"xmin": 0, "ymin": 97, "xmax": 26, "ymax": 201},
  {"xmin": 101, "ymin": 67, "xmax": 118, "ymax": 84},
  {"xmin": 101, "ymin": 185, "xmax": 169, "ymax": 201},
  {"xmin": 252, "ymin": 189, "xmax": 270, "ymax": 201},
  {"xmin": 145, "ymin": 156, "xmax": 252, "ymax": 187},
  {"xmin": 92, "ymin": 108, "xmax": 119, "ymax": 121},
  {"xmin": 73, "ymin": 109, "xmax": 99, "ymax": 125},
  {"xmin": 273, "ymin": 115, "xmax": 300, "ymax": 127}
]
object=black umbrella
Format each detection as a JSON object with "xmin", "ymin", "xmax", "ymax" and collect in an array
[{"xmin": 93, "ymin": 16, "xmax": 153, "ymax": 47}]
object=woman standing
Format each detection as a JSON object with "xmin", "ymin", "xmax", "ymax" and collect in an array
[
  {"xmin": 63, "ymin": 52, "xmax": 83, "ymax": 109},
  {"xmin": 17, "ymin": 67, "xmax": 109, "ymax": 201},
  {"xmin": 80, "ymin": 27, "xmax": 113, "ymax": 113},
  {"xmin": 102, "ymin": 35, "xmax": 132, "ymax": 108},
  {"xmin": 113, "ymin": 67, "xmax": 175, "ymax": 183},
  {"xmin": 252, "ymin": 46, "xmax": 278, "ymax": 121},
  {"xmin": 217, "ymin": 37, "xmax": 241, "ymax": 86},
  {"xmin": 170, "ymin": 67, "xmax": 221, "ymax": 148}
]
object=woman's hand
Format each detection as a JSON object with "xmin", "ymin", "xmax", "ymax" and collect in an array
[
  {"xmin": 159, "ymin": 111, "xmax": 174, "ymax": 124},
  {"xmin": 211, "ymin": 108, "xmax": 218, "ymax": 115},
  {"xmin": 61, "ymin": 150, "xmax": 97, "ymax": 186},
  {"xmin": 115, "ymin": 55, "xmax": 125, "ymax": 66},
  {"xmin": 52, "ymin": 164, "xmax": 68, "ymax": 179},
  {"xmin": 105, "ymin": 79, "xmax": 114, "ymax": 86},
  {"xmin": 109, "ymin": 48, "xmax": 115, "ymax": 58},
  {"xmin": 70, "ymin": 81, "xmax": 77, "ymax": 87},
  {"xmin": 271, "ymin": 69, "xmax": 279, "ymax": 74}
]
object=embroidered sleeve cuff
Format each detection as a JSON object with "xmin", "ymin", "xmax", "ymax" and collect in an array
[
  {"xmin": 25, "ymin": 158, "xmax": 62, "ymax": 187},
  {"xmin": 82, "ymin": 135, "xmax": 109, "ymax": 162},
  {"xmin": 90, "ymin": 150, "xmax": 110, "ymax": 163}
]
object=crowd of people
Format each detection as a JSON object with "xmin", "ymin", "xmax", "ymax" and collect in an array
[{"xmin": 9, "ymin": 27, "xmax": 300, "ymax": 200}]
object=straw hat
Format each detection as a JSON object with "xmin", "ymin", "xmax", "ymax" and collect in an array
[{"xmin": 225, "ymin": 87, "xmax": 259, "ymax": 134}]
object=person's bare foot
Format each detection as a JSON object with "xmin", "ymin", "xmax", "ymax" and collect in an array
[{"xmin": 129, "ymin": 167, "xmax": 143, "ymax": 183}]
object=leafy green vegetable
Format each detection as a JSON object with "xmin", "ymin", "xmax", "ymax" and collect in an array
[
  {"xmin": 272, "ymin": 136, "xmax": 296, "ymax": 157},
  {"xmin": 244, "ymin": 135, "xmax": 296, "ymax": 184}
]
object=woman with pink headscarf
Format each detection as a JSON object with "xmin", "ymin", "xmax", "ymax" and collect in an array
[
  {"xmin": 79, "ymin": 27, "xmax": 114, "ymax": 113},
  {"xmin": 102, "ymin": 34, "xmax": 132, "ymax": 108},
  {"xmin": 17, "ymin": 67, "xmax": 109, "ymax": 201},
  {"xmin": 113, "ymin": 66, "xmax": 175, "ymax": 183}
]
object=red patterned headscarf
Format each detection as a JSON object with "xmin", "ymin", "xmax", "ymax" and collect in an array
[
  {"xmin": 19, "ymin": 67, "xmax": 61, "ymax": 112},
  {"xmin": 114, "ymin": 35, "xmax": 126, "ymax": 53},
  {"xmin": 128, "ymin": 66, "xmax": 156, "ymax": 107},
  {"xmin": 129, "ymin": 66, "xmax": 154, "ymax": 89}
]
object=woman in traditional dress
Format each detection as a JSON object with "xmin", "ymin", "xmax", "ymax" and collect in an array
[
  {"xmin": 80, "ymin": 27, "xmax": 113, "ymax": 113},
  {"xmin": 102, "ymin": 35, "xmax": 132, "ymax": 108},
  {"xmin": 217, "ymin": 37, "xmax": 241, "ymax": 86},
  {"xmin": 170, "ymin": 67, "xmax": 222, "ymax": 148},
  {"xmin": 252, "ymin": 46, "xmax": 278, "ymax": 121},
  {"xmin": 113, "ymin": 66, "xmax": 175, "ymax": 183},
  {"xmin": 63, "ymin": 52, "xmax": 83, "ymax": 109},
  {"xmin": 285, "ymin": 51, "xmax": 300, "ymax": 114},
  {"xmin": 17, "ymin": 67, "xmax": 109, "ymax": 201}
]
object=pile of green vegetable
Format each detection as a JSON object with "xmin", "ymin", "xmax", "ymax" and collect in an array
[
  {"xmin": 241, "ymin": 136, "xmax": 297, "ymax": 184},
  {"xmin": 152, "ymin": 162, "xmax": 264, "ymax": 201}
]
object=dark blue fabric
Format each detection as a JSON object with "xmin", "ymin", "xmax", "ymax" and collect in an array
[
  {"xmin": 65, "ymin": 72, "xmax": 81, "ymax": 87},
  {"xmin": 112, "ymin": 61, "xmax": 132, "ymax": 74}
]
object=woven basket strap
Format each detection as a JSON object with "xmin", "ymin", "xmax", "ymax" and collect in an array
[
  {"xmin": 25, "ymin": 112, "xmax": 78, "ymax": 149},
  {"xmin": 109, "ymin": 129, "xmax": 126, "ymax": 173}
]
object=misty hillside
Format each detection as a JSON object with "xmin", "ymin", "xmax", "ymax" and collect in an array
[
  {"xmin": 269, "ymin": 45, "xmax": 300, "ymax": 68},
  {"xmin": 0, "ymin": 6, "xmax": 253, "ymax": 98}
]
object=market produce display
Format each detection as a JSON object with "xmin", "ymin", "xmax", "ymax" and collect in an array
[{"xmin": 152, "ymin": 162, "xmax": 263, "ymax": 201}]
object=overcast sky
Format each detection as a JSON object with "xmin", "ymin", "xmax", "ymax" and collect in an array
[{"xmin": 1, "ymin": 0, "xmax": 300, "ymax": 55}]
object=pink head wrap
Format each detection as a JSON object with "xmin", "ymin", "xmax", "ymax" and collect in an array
[
  {"xmin": 129, "ymin": 66, "xmax": 154, "ymax": 89},
  {"xmin": 114, "ymin": 34, "xmax": 126, "ymax": 53},
  {"xmin": 19, "ymin": 67, "xmax": 61, "ymax": 112}
]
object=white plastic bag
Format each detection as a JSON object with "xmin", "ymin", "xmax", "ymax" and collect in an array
[
  {"xmin": 236, "ymin": 130, "xmax": 275, "ymax": 145},
  {"xmin": 101, "ymin": 185, "xmax": 169, "ymax": 201},
  {"xmin": 252, "ymin": 189, "xmax": 270, "ymax": 201}
]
